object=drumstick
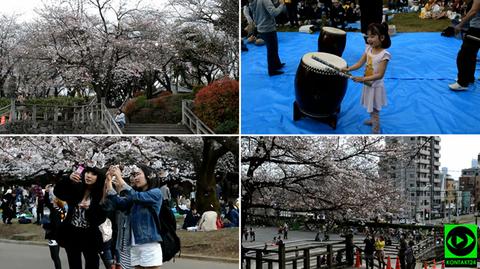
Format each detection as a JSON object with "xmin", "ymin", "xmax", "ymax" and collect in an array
[
  {"xmin": 311, "ymin": 55, "xmax": 373, "ymax": 87},
  {"xmin": 466, "ymin": 34, "xmax": 480, "ymax": 44}
]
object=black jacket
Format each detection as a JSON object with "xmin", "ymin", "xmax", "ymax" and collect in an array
[
  {"xmin": 54, "ymin": 175, "xmax": 106, "ymax": 249},
  {"xmin": 43, "ymin": 190, "xmax": 65, "ymax": 240}
]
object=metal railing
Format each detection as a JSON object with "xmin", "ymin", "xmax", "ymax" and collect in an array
[
  {"xmin": 0, "ymin": 97, "xmax": 122, "ymax": 134},
  {"xmin": 243, "ymin": 240, "xmax": 350, "ymax": 269},
  {"xmin": 99, "ymin": 98, "xmax": 122, "ymax": 134},
  {"xmin": 181, "ymin": 100, "xmax": 215, "ymax": 134}
]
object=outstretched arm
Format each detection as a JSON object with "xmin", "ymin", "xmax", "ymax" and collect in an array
[
  {"xmin": 354, "ymin": 60, "xmax": 389, "ymax": 82},
  {"xmin": 344, "ymin": 53, "xmax": 367, "ymax": 72}
]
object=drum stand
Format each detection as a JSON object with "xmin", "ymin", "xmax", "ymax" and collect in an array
[{"xmin": 293, "ymin": 101, "xmax": 340, "ymax": 129}]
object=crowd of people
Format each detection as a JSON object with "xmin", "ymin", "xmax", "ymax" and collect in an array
[
  {"xmin": 419, "ymin": 0, "xmax": 469, "ymax": 20},
  {"xmin": 0, "ymin": 164, "xmax": 239, "ymax": 269},
  {"xmin": 1, "ymin": 183, "xmax": 47, "ymax": 225}
]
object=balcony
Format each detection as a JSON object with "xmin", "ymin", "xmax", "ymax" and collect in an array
[{"xmin": 420, "ymin": 150, "xmax": 430, "ymax": 155}]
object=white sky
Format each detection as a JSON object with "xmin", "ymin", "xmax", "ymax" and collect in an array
[
  {"xmin": 0, "ymin": 0, "xmax": 170, "ymax": 21},
  {"xmin": 440, "ymin": 135, "xmax": 480, "ymax": 180}
]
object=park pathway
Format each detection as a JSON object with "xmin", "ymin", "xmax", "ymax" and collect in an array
[{"xmin": 0, "ymin": 241, "xmax": 236, "ymax": 269}]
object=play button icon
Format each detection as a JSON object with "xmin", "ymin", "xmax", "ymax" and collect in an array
[{"xmin": 446, "ymin": 226, "xmax": 476, "ymax": 256}]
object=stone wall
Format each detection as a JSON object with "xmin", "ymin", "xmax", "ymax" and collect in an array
[{"xmin": 0, "ymin": 120, "xmax": 107, "ymax": 134}]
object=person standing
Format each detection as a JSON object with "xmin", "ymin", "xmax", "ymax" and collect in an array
[
  {"xmin": 1, "ymin": 189, "xmax": 15, "ymax": 224},
  {"xmin": 405, "ymin": 240, "xmax": 416, "ymax": 269},
  {"xmin": 43, "ymin": 184, "xmax": 66, "ymax": 269},
  {"xmin": 398, "ymin": 235, "xmax": 407, "ymax": 269},
  {"xmin": 344, "ymin": 229, "xmax": 354, "ymax": 266},
  {"xmin": 449, "ymin": 0, "xmax": 480, "ymax": 90},
  {"xmin": 54, "ymin": 167, "xmax": 107, "ymax": 269},
  {"xmin": 285, "ymin": 0, "xmax": 299, "ymax": 27},
  {"xmin": 105, "ymin": 164, "xmax": 164, "ymax": 269},
  {"xmin": 250, "ymin": 0, "xmax": 286, "ymax": 76},
  {"xmin": 359, "ymin": 0, "xmax": 383, "ymax": 40},
  {"xmin": 364, "ymin": 235, "xmax": 375, "ymax": 269},
  {"xmin": 32, "ymin": 183, "xmax": 45, "ymax": 225},
  {"xmin": 375, "ymin": 236, "xmax": 386, "ymax": 269}
]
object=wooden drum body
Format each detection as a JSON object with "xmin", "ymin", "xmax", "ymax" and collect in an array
[
  {"xmin": 293, "ymin": 52, "xmax": 348, "ymax": 129},
  {"xmin": 317, "ymin": 26, "xmax": 347, "ymax": 57}
]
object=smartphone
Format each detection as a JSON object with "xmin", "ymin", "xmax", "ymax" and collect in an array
[{"xmin": 75, "ymin": 165, "xmax": 84, "ymax": 175}]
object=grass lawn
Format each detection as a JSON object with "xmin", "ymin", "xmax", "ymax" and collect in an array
[
  {"xmin": 277, "ymin": 13, "xmax": 452, "ymax": 33},
  {"xmin": 0, "ymin": 215, "xmax": 239, "ymax": 260},
  {"xmin": 389, "ymin": 13, "xmax": 451, "ymax": 32}
]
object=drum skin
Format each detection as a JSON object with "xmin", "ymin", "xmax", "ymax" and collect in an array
[
  {"xmin": 294, "ymin": 59, "xmax": 348, "ymax": 118},
  {"xmin": 318, "ymin": 27, "xmax": 347, "ymax": 57}
]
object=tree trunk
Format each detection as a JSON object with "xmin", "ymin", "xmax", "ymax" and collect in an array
[{"xmin": 196, "ymin": 138, "xmax": 220, "ymax": 214}]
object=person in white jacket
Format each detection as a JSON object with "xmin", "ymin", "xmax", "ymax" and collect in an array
[{"xmin": 198, "ymin": 206, "xmax": 218, "ymax": 232}]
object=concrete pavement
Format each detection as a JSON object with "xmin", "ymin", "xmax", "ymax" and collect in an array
[{"xmin": 0, "ymin": 241, "xmax": 238, "ymax": 269}]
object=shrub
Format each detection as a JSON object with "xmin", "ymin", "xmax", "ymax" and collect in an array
[
  {"xmin": 135, "ymin": 96, "xmax": 150, "ymax": 109},
  {"xmin": 194, "ymin": 79, "xmax": 239, "ymax": 134},
  {"xmin": 133, "ymin": 91, "xmax": 144, "ymax": 97},
  {"xmin": 123, "ymin": 98, "xmax": 138, "ymax": 116},
  {"xmin": 158, "ymin": 91, "xmax": 173, "ymax": 98}
]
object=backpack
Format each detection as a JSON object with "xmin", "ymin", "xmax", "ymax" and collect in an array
[{"xmin": 148, "ymin": 202, "xmax": 181, "ymax": 262}]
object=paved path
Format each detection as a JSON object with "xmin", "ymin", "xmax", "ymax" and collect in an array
[{"xmin": 0, "ymin": 242, "xmax": 237, "ymax": 269}]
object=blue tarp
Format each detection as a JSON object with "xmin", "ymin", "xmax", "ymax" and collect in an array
[{"xmin": 241, "ymin": 32, "xmax": 480, "ymax": 134}]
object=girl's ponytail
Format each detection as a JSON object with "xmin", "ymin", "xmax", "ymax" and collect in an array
[{"xmin": 380, "ymin": 22, "xmax": 391, "ymax": 48}]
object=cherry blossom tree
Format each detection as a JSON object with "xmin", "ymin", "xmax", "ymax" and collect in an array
[
  {"xmin": 164, "ymin": 136, "xmax": 238, "ymax": 212},
  {"xmin": 0, "ymin": 0, "xmax": 238, "ymax": 103},
  {"xmin": 0, "ymin": 15, "xmax": 21, "ymax": 97},
  {"xmin": 0, "ymin": 136, "xmax": 238, "ymax": 213},
  {"xmin": 242, "ymin": 136, "xmax": 417, "ymax": 226}
]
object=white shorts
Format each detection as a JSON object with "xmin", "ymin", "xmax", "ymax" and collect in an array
[{"xmin": 130, "ymin": 242, "xmax": 163, "ymax": 267}]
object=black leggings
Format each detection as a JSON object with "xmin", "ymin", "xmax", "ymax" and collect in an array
[
  {"xmin": 65, "ymin": 245, "xmax": 99, "ymax": 269},
  {"xmin": 49, "ymin": 245, "xmax": 62, "ymax": 269}
]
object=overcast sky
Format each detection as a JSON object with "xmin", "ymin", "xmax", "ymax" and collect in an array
[
  {"xmin": 0, "ymin": 0, "xmax": 170, "ymax": 21},
  {"xmin": 440, "ymin": 135, "xmax": 480, "ymax": 180}
]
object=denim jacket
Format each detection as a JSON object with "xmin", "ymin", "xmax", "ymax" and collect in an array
[{"xmin": 106, "ymin": 184, "xmax": 163, "ymax": 245}]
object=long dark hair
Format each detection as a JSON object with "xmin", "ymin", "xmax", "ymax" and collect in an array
[
  {"xmin": 367, "ymin": 22, "xmax": 391, "ymax": 48},
  {"xmin": 82, "ymin": 166, "xmax": 106, "ymax": 203},
  {"xmin": 134, "ymin": 164, "xmax": 160, "ymax": 191}
]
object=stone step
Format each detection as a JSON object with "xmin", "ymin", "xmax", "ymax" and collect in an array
[{"xmin": 123, "ymin": 123, "xmax": 192, "ymax": 134}]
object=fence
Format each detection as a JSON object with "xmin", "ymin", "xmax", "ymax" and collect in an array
[
  {"xmin": 243, "ymin": 240, "xmax": 350, "ymax": 269},
  {"xmin": 181, "ymin": 100, "xmax": 215, "ymax": 134},
  {"xmin": 0, "ymin": 98, "xmax": 122, "ymax": 134}
]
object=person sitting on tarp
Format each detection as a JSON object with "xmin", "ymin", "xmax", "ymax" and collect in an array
[
  {"xmin": 243, "ymin": 0, "xmax": 265, "ymax": 46},
  {"xmin": 330, "ymin": 0, "xmax": 346, "ymax": 29}
]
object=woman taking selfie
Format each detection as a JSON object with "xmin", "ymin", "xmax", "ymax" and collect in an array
[
  {"xmin": 54, "ymin": 166, "xmax": 107, "ymax": 269},
  {"xmin": 104, "ymin": 164, "xmax": 163, "ymax": 269}
]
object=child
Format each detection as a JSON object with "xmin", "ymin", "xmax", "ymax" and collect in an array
[{"xmin": 343, "ymin": 22, "xmax": 391, "ymax": 134}]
